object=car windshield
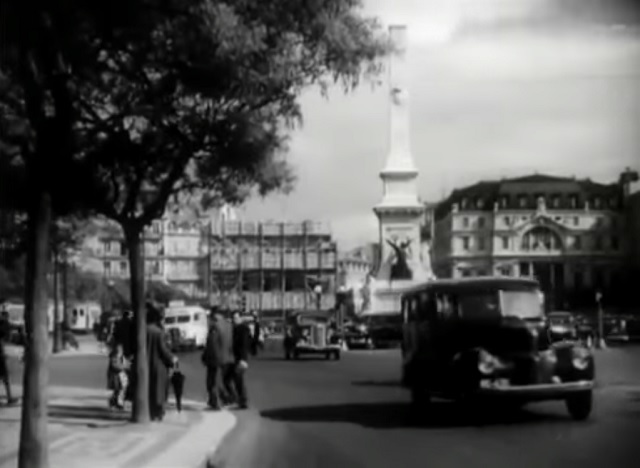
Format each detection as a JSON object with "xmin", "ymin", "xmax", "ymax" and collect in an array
[
  {"xmin": 549, "ymin": 315, "xmax": 572, "ymax": 325},
  {"xmin": 164, "ymin": 317, "xmax": 176, "ymax": 324},
  {"xmin": 456, "ymin": 289, "xmax": 543, "ymax": 320},
  {"xmin": 176, "ymin": 315, "xmax": 191, "ymax": 323},
  {"xmin": 500, "ymin": 290, "xmax": 544, "ymax": 319}
]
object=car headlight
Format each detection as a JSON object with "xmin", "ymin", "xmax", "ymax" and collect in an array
[
  {"xmin": 478, "ymin": 349, "xmax": 507, "ymax": 375},
  {"xmin": 619, "ymin": 320, "xmax": 627, "ymax": 332},
  {"xmin": 571, "ymin": 346, "xmax": 591, "ymax": 370}
]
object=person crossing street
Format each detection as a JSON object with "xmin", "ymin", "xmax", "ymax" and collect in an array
[{"xmin": 231, "ymin": 311, "xmax": 252, "ymax": 410}]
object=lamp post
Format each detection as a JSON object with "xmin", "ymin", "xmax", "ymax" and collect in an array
[{"xmin": 595, "ymin": 290, "xmax": 606, "ymax": 350}]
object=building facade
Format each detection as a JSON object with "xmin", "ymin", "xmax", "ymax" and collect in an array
[
  {"xmin": 431, "ymin": 173, "xmax": 637, "ymax": 310},
  {"xmin": 92, "ymin": 215, "xmax": 339, "ymax": 316}
]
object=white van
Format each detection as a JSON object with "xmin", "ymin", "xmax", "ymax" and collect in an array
[{"xmin": 163, "ymin": 304, "xmax": 208, "ymax": 349}]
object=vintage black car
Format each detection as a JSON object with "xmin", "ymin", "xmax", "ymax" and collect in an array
[
  {"xmin": 342, "ymin": 322, "xmax": 373, "ymax": 349},
  {"xmin": 401, "ymin": 277, "xmax": 595, "ymax": 421},
  {"xmin": 547, "ymin": 311, "xmax": 578, "ymax": 343},
  {"xmin": 366, "ymin": 314, "xmax": 403, "ymax": 348},
  {"xmin": 283, "ymin": 315, "xmax": 341, "ymax": 360}
]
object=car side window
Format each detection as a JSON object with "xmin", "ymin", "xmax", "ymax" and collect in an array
[
  {"xmin": 417, "ymin": 292, "xmax": 437, "ymax": 322},
  {"xmin": 435, "ymin": 293, "xmax": 455, "ymax": 319}
]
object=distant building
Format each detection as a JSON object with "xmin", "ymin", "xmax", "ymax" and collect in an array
[
  {"xmin": 431, "ymin": 172, "xmax": 638, "ymax": 310},
  {"xmin": 337, "ymin": 246, "xmax": 374, "ymax": 315},
  {"xmin": 88, "ymin": 208, "xmax": 339, "ymax": 317}
]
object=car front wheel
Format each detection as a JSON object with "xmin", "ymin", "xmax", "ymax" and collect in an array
[{"xmin": 566, "ymin": 391, "xmax": 593, "ymax": 421}]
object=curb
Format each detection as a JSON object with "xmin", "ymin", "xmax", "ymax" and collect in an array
[{"xmin": 4, "ymin": 385, "xmax": 237, "ymax": 468}]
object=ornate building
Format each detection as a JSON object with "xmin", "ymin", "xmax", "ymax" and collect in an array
[{"xmin": 431, "ymin": 172, "xmax": 638, "ymax": 310}]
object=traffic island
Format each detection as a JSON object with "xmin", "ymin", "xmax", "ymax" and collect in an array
[{"xmin": 0, "ymin": 385, "xmax": 236, "ymax": 468}]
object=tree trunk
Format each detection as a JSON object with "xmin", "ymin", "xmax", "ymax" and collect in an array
[
  {"xmin": 61, "ymin": 259, "xmax": 68, "ymax": 331},
  {"xmin": 124, "ymin": 225, "xmax": 150, "ymax": 423},
  {"xmin": 52, "ymin": 249, "xmax": 62, "ymax": 353},
  {"xmin": 18, "ymin": 187, "xmax": 53, "ymax": 468}
]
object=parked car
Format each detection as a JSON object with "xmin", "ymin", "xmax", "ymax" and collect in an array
[
  {"xmin": 342, "ymin": 322, "xmax": 373, "ymax": 349},
  {"xmin": 401, "ymin": 277, "xmax": 595, "ymax": 421},
  {"xmin": 366, "ymin": 315, "xmax": 403, "ymax": 348},
  {"xmin": 547, "ymin": 311, "xmax": 578, "ymax": 343}
]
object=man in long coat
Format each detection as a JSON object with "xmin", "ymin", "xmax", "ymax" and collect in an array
[
  {"xmin": 202, "ymin": 310, "xmax": 235, "ymax": 409},
  {"xmin": 146, "ymin": 304, "xmax": 177, "ymax": 421}
]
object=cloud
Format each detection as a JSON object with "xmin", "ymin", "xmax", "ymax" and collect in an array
[{"xmin": 240, "ymin": 0, "xmax": 640, "ymax": 250}]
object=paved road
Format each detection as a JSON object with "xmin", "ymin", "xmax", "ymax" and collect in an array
[{"xmin": 6, "ymin": 343, "xmax": 640, "ymax": 468}]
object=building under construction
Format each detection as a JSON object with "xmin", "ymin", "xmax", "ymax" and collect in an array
[
  {"xmin": 206, "ymin": 220, "xmax": 338, "ymax": 317},
  {"xmin": 95, "ymin": 209, "xmax": 339, "ymax": 318}
]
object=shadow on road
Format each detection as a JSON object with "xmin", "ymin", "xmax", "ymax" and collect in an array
[
  {"xmin": 261, "ymin": 400, "xmax": 571, "ymax": 429},
  {"xmin": 48, "ymin": 404, "xmax": 130, "ymax": 427},
  {"xmin": 351, "ymin": 380, "xmax": 401, "ymax": 387}
]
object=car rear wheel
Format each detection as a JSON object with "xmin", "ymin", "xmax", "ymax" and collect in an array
[{"xmin": 566, "ymin": 391, "xmax": 593, "ymax": 421}]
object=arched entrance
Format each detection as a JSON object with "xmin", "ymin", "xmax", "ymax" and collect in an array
[{"xmin": 518, "ymin": 226, "xmax": 566, "ymax": 309}]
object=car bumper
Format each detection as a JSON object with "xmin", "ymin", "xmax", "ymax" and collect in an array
[
  {"xmin": 477, "ymin": 380, "xmax": 594, "ymax": 400},
  {"xmin": 295, "ymin": 345, "xmax": 341, "ymax": 353}
]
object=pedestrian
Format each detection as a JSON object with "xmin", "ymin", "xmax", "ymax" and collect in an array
[
  {"xmin": 0, "ymin": 309, "xmax": 18, "ymax": 406},
  {"xmin": 231, "ymin": 311, "xmax": 252, "ymax": 409},
  {"xmin": 61, "ymin": 319, "xmax": 79, "ymax": 350},
  {"xmin": 107, "ymin": 343, "xmax": 130, "ymax": 410},
  {"xmin": 113, "ymin": 310, "xmax": 135, "ymax": 359},
  {"xmin": 248, "ymin": 311, "xmax": 262, "ymax": 356},
  {"xmin": 201, "ymin": 309, "xmax": 235, "ymax": 409},
  {"xmin": 146, "ymin": 303, "xmax": 178, "ymax": 421}
]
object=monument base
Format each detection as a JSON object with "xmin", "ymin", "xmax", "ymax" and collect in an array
[{"xmin": 361, "ymin": 279, "xmax": 418, "ymax": 316}]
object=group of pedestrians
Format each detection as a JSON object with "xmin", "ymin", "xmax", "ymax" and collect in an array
[{"xmin": 201, "ymin": 309, "xmax": 252, "ymax": 410}]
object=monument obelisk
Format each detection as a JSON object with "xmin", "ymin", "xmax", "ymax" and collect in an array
[{"xmin": 363, "ymin": 25, "xmax": 430, "ymax": 316}]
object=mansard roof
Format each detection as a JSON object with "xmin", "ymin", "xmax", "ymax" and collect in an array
[{"xmin": 433, "ymin": 173, "xmax": 623, "ymax": 221}]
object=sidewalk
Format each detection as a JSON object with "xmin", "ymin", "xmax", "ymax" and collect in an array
[
  {"xmin": 0, "ymin": 386, "xmax": 236, "ymax": 468},
  {"xmin": 5, "ymin": 335, "xmax": 107, "ymax": 359}
]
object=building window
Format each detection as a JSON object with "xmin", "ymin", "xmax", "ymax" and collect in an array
[
  {"xmin": 574, "ymin": 271, "xmax": 584, "ymax": 289},
  {"xmin": 461, "ymin": 198, "xmax": 468, "ymax": 209},
  {"xmin": 552, "ymin": 195, "xmax": 561, "ymax": 208},
  {"xmin": 478, "ymin": 237, "xmax": 485, "ymax": 250},
  {"xmin": 501, "ymin": 237, "xmax": 509, "ymax": 249},
  {"xmin": 609, "ymin": 197, "xmax": 618, "ymax": 209},
  {"xmin": 594, "ymin": 236, "xmax": 603, "ymax": 250},
  {"xmin": 462, "ymin": 217, "xmax": 469, "ymax": 228},
  {"xmin": 119, "ymin": 261, "xmax": 127, "ymax": 274},
  {"xmin": 478, "ymin": 217, "xmax": 485, "ymax": 228},
  {"xmin": 611, "ymin": 236, "xmax": 619, "ymax": 251},
  {"xmin": 152, "ymin": 261, "xmax": 161, "ymax": 274},
  {"xmin": 476, "ymin": 198, "xmax": 484, "ymax": 209},
  {"xmin": 594, "ymin": 217, "xmax": 603, "ymax": 227},
  {"xmin": 104, "ymin": 241, "xmax": 111, "ymax": 253},
  {"xmin": 573, "ymin": 216, "xmax": 579, "ymax": 226},
  {"xmin": 103, "ymin": 261, "xmax": 111, "ymax": 274},
  {"xmin": 498, "ymin": 266, "xmax": 511, "ymax": 276},
  {"xmin": 503, "ymin": 216, "xmax": 511, "ymax": 226},
  {"xmin": 462, "ymin": 237, "xmax": 470, "ymax": 250},
  {"xmin": 574, "ymin": 236, "xmax": 582, "ymax": 250},
  {"xmin": 151, "ymin": 222, "xmax": 160, "ymax": 234},
  {"xmin": 500, "ymin": 197, "xmax": 508, "ymax": 208},
  {"xmin": 570, "ymin": 195, "xmax": 578, "ymax": 208},
  {"xmin": 593, "ymin": 197, "xmax": 602, "ymax": 209},
  {"xmin": 119, "ymin": 242, "xmax": 127, "ymax": 256},
  {"xmin": 519, "ymin": 195, "xmax": 527, "ymax": 208}
]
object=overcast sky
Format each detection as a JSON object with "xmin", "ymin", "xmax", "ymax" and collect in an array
[{"xmin": 239, "ymin": 0, "xmax": 640, "ymax": 252}]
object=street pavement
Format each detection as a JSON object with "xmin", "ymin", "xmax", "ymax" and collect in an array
[{"xmin": 5, "ymin": 342, "xmax": 640, "ymax": 468}]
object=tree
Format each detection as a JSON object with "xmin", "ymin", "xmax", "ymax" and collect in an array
[
  {"xmin": 63, "ymin": 0, "xmax": 388, "ymax": 423},
  {"xmin": 2, "ymin": 0, "xmax": 389, "ymax": 443}
]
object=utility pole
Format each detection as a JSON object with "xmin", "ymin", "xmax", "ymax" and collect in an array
[{"xmin": 596, "ymin": 290, "xmax": 607, "ymax": 349}]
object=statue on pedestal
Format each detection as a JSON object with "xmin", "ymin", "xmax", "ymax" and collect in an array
[{"xmin": 386, "ymin": 238, "xmax": 413, "ymax": 280}]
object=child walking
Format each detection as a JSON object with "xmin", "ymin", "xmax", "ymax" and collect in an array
[{"xmin": 107, "ymin": 344, "xmax": 130, "ymax": 410}]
